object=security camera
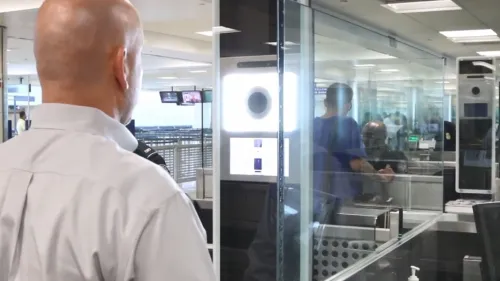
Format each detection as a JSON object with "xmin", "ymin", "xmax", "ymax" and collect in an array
[
  {"xmin": 471, "ymin": 86, "xmax": 481, "ymax": 96},
  {"xmin": 247, "ymin": 87, "xmax": 271, "ymax": 119}
]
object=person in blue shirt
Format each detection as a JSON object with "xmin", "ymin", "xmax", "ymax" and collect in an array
[{"xmin": 313, "ymin": 83, "xmax": 393, "ymax": 200}]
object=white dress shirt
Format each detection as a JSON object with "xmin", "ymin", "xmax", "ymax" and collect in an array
[{"xmin": 0, "ymin": 104, "xmax": 215, "ymax": 281}]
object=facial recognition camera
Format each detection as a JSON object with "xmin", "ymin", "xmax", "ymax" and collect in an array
[
  {"xmin": 456, "ymin": 57, "xmax": 497, "ymax": 194},
  {"xmin": 219, "ymin": 56, "xmax": 299, "ymax": 183}
]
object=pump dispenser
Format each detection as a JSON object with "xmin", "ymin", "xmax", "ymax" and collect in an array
[{"xmin": 408, "ymin": 266, "xmax": 420, "ymax": 281}]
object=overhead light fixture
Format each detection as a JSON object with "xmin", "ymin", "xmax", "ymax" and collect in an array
[
  {"xmin": 196, "ymin": 26, "xmax": 240, "ymax": 37},
  {"xmin": 265, "ymin": 41, "xmax": 299, "ymax": 46},
  {"xmin": 159, "ymin": 77, "xmax": 178, "ymax": 80},
  {"xmin": 440, "ymin": 29, "xmax": 500, "ymax": 43},
  {"xmin": 354, "ymin": 64, "xmax": 376, "ymax": 68},
  {"xmin": 190, "ymin": 70, "xmax": 207, "ymax": 73},
  {"xmin": 436, "ymin": 81, "xmax": 450, "ymax": 84},
  {"xmin": 381, "ymin": 0, "xmax": 461, "ymax": 13},
  {"xmin": 477, "ymin": 51, "xmax": 500, "ymax": 57},
  {"xmin": 379, "ymin": 69, "xmax": 400, "ymax": 73}
]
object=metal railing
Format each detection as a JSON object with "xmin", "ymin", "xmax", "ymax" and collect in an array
[{"xmin": 137, "ymin": 130, "xmax": 212, "ymax": 183}]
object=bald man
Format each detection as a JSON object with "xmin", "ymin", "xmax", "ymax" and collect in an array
[{"xmin": 0, "ymin": 1, "xmax": 215, "ymax": 281}]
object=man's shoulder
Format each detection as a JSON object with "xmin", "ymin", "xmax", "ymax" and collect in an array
[{"xmin": 104, "ymin": 147, "xmax": 182, "ymax": 203}]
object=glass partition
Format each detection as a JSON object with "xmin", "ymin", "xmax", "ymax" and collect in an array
[{"xmin": 277, "ymin": 4, "xmax": 446, "ymax": 281}]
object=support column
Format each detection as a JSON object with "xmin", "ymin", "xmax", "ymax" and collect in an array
[{"xmin": 0, "ymin": 26, "xmax": 7, "ymax": 142}]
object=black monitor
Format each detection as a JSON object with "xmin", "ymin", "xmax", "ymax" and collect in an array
[
  {"xmin": 159, "ymin": 91, "xmax": 181, "ymax": 103},
  {"xmin": 473, "ymin": 202, "xmax": 500, "ymax": 281}
]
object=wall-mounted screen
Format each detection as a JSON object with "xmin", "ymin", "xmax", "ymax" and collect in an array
[
  {"xmin": 159, "ymin": 91, "xmax": 180, "ymax": 103},
  {"xmin": 181, "ymin": 91, "xmax": 202, "ymax": 104},
  {"xmin": 229, "ymin": 137, "xmax": 289, "ymax": 177},
  {"xmin": 202, "ymin": 90, "xmax": 212, "ymax": 103}
]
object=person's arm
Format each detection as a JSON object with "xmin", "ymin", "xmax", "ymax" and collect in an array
[{"xmin": 134, "ymin": 192, "xmax": 215, "ymax": 281}]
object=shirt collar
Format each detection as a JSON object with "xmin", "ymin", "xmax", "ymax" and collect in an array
[{"xmin": 31, "ymin": 103, "xmax": 138, "ymax": 152}]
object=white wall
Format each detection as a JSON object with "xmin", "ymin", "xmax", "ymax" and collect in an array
[
  {"xmin": 15, "ymin": 87, "xmax": 212, "ymax": 128},
  {"xmin": 133, "ymin": 90, "xmax": 211, "ymax": 128}
]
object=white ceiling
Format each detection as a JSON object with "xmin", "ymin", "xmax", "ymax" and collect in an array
[
  {"xmin": 313, "ymin": 0, "xmax": 500, "ymax": 58},
  {"xmin": 3, "ymin": 0, "xmax": 498, "ymax": 93},
  {"xmin": 2, "ymin": 0, "xmax": 213, "ymax": 90}
]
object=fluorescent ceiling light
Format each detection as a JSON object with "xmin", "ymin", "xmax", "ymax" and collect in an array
[
  {"xmin": 440, "ymin": 29, "xmax": 500, "ymax": 43},
  {"xmin": 354, "ymin": 64, "xmax": 376, "ymax": 68},
  {"xmin": 159, "ymin": 77, "xmax": 178, "ymax": 80},
  {"xmin": 379, "ymin": 69, "xmax": 399, "ymax": 73},
  {"xmin": 196, "ymin": 26, "xmax": 240, "ymax": 37},
  {"xmin": 477, "ymin": 51, "xmax": 500, "ymax": 57},
  {"xmin": 315, "ymin": 78, "xmax": 333, "ymax": 83},
  {"xmin": 436, "ymin": 81, "xmax": 450, "ymax": 84},
  {"xmin": 265, "ymin": 41, "xmax": 299, "ymax": 46},
  {"xmin": 381, "ymin": 0, "xmax": 461, "ymax": 13},
  {"xmin": 190, "ymin": 70, "xmax": 207, "ymax": 73}
]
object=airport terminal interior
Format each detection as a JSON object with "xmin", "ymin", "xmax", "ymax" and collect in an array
[{"xmin": 3, "ymin": 0, "xmax": 500, "ymax": 281}]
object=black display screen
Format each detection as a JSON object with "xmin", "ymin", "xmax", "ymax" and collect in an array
[
  {"xmin": 464, "ymin": 103, "xmax": 488, "ymax": 118},
  {"xmin": 459, "ymin": 119, "xmax": 493, "ymax": 191},
  {"xmin": 159, "ymin": 91, "xmax": 180, "ymax": 103}
]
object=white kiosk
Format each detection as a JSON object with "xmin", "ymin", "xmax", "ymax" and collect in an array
[{"xmin": 446, "ymin": 57, "xmax": 497, "ymax": 213}]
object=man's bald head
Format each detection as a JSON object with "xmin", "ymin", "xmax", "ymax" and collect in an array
[{"xmin": 35, "ymin": 0, "xmax": 144, "ymax": 124}]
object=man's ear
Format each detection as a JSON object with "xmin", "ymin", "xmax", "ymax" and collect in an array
[{"xmin": 113, "ymin": 47, "xmax": 129, "ymax": 91}]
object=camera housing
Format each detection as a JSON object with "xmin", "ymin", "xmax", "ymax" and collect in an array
[{"xmin": 219, "ymin": 56, "xmax": 299, "ymax": 183}]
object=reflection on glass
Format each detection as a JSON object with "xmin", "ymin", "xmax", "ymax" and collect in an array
[{"xmin": 274, "ymin": 3, "xmax": 446, "ymax": 281}]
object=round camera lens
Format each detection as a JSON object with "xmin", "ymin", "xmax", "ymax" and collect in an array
[
  {"xmin": 248, "ymin": 91, "xmax": 269, "ymax": 115},
  {"xmin": 472, "ymin": 87, "xmax": 481, "ymax": 95}
]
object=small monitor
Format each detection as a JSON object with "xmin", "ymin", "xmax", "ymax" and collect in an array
[
  {"xmin": 202, "ymin": 90, "xmax": 213, "ymax": 103},
  {"xmin": 159, "ymin": 91, "xmax": 180, "ymax": 103},
  {"xmin": 181, "ymin": 91, "xmax": 202, "ymax": 104}
]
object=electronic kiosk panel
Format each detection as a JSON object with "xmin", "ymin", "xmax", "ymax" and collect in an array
[
  {"xmin": 456, "ymin": 57, "xmax": 496, "ymax": 194},
  {"xmin": 218, "ymin": 55, "xmax": 300, "ymax": 281}
]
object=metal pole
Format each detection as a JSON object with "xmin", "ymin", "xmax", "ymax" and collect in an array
[{"xmin": 0, "ymin": 26, "xmax": 6, "ymax": 142}]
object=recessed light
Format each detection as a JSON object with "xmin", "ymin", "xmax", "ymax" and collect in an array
[
  {"xmin": 159, "ymin": 77, "xmax": 177, "ymax": 80},
  {"xmin": 436, "ymin": 81, "xmax": 450, "ymax": 84},
  {"xmin": 440, "ymin": 29, "xmax": 500, "ymax": 43},
  {"xmin": 477, "ymin": 51, "xmax": 500, "ymax": 57},
  {"xmin": 382, "ymin": 0, "xmax": 461, "ymax": 13},
  {"xmin": 196, "ymin": 26, "xmax": 240, "ymax": 37},
  {"xmin": 190, "ymin": 70, "xmax": 207, "ymax": 73},
  {"xmin": 379, "ymin": 69, "xmax": 399, "ymax": 73}
]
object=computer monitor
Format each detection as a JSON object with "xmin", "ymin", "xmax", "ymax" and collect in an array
[
  {"xmin": 181, "ymin": 91, "xmax": 202, "ymax": 104},
  {"xmin": 473, "ymin": 202, "xmax": 500, "ymax": 281},
  {"xmin": 159, "ymin": 91, "xmax": 180, "ymax": 104}
]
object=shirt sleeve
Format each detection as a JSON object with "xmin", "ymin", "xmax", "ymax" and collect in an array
[{"xmin": 134, "ymin": 192, "xmax": 215, "ymax": 281}]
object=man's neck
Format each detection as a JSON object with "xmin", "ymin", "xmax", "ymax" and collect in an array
[{"xmin": 322, "ymin": 110, "xmax": 340, "ymax": 118}]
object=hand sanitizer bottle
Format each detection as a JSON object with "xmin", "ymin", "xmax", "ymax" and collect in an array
[{"xmin": 408, "ymin": 266, "xmax": 420, "ymax": 281}]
